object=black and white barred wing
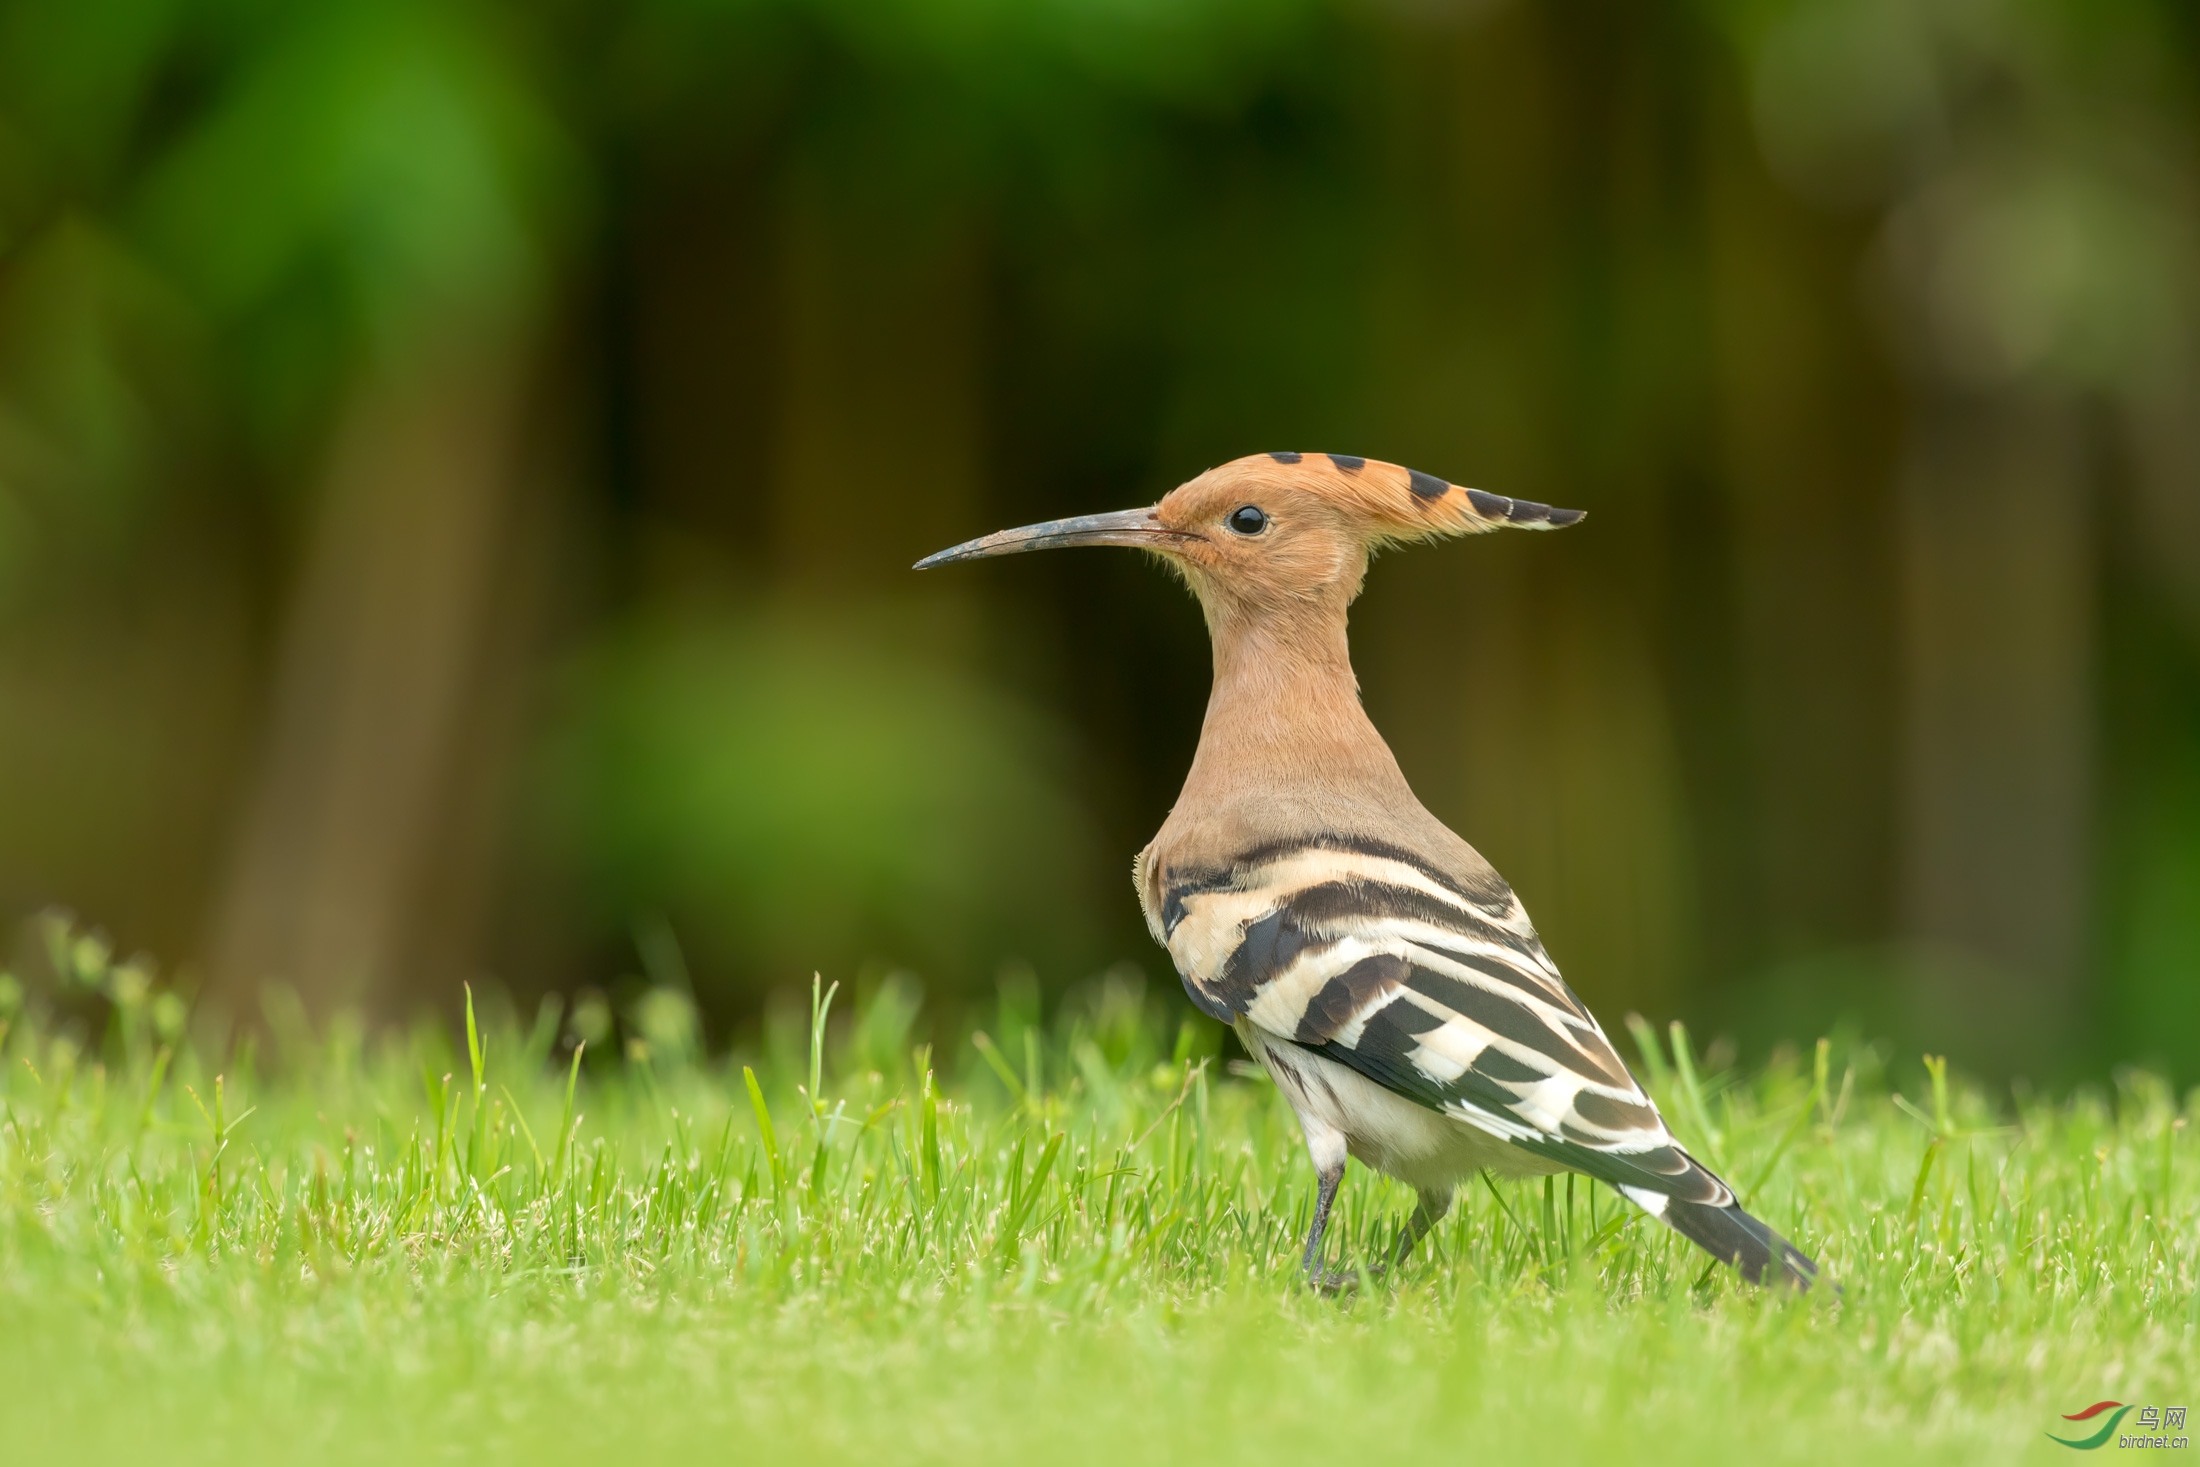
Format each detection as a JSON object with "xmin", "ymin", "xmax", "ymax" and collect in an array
[{"xmin": 1157, "ymin": 836, "xmax": 1723, "ymax": 1209}]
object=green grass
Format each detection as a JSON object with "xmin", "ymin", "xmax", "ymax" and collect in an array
[{"xmin": 1, "ymin": 937, "xmax": 2194, "ymax": 1465}]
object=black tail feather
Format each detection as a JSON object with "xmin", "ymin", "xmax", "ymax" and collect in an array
[{"xmin": 1660, "ymin": 1196, "xmax": 1822, "ymax": 1290}]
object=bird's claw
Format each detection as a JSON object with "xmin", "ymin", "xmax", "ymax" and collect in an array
[{"xmin": 1303, "ymin": 1263, "xmax": 1380, "ymax": 1295}]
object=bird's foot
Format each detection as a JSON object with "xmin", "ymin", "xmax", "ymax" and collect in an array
[{"xmin": 1304, "ymin": 1265, "xmax": 1362, "ymax": 1296}]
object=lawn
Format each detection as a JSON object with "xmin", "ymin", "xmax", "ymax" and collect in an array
[{"xmin": 1, "ymin": 930, "xmax": 2193, "ymax": 1465}]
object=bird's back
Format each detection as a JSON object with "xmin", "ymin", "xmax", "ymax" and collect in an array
[{"xmin": 1136, "ymin": 769, "xmax": 1634, "ymax": 1139}]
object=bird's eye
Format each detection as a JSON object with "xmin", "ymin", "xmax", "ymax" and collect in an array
[{"xmin": 1226, "ymin": 505, "xmax": 1269, "ymax": 536}]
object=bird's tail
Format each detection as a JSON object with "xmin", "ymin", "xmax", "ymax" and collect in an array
[
  {"xmin": 1659, "ymin": 1194, "xmax": 1821, "ymax": 1289},
  {"xmin": 1617, "ymin": 1161, "xmax": 1823, "ymax": 1290}
]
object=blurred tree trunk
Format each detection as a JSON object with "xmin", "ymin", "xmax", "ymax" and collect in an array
[
  {"xmin": 1703, "ymin": 95, "xmax": 1900, "ymax": 973},
  {"xmin": 1898, "ymin": 392, "xmax": 2093, "ymax": 1070},
  {"xmin": 205, "ymin": 333, "xmax": 535, "ymax": 1018}
]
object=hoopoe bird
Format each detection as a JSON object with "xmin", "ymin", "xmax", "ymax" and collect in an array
[{"xmin": 918, "ymin": 451, "xmax": 1821, "ymax": 1290}]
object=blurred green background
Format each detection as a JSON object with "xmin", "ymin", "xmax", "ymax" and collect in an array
[{"xmin": 1, "ymin": 0, "xmax": 2196, "ymax": 1082}]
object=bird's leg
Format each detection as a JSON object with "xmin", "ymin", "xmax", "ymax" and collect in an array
[
  {"xmin": 1292, "ymin": 1116, "xmax": 1354, "ymax": 1290},
  {"xmin": 1302, "ymin": 1159, "xmax": 1346, "ymax": 1285},
  {"xmin": 1390, "ymin": 1187, "xmax": 1453, "ymax": 1268}
]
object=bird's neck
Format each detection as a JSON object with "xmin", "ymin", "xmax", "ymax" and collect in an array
[
  {"xmin": 1167, "ymin": 600, "xmax": 1415, "ymax": 846},
  {"xmin": 1204, "ymin": 602, "xmax": 1360, "ymax": 722}
]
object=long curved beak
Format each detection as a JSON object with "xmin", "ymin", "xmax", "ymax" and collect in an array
[{"xmin": 914, "ymin": 506, "xmax": 1185, "ymax": 569}]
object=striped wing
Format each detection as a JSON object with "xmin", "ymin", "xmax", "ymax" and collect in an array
[{"xmin": 1154, "ymin": 835, "xmax": 1732, "ymax": 1208}]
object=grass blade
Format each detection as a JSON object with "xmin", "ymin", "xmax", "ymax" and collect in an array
[{"xmin": 745, "ymin": 1065, "xmax": 784, "ymax": 1195}]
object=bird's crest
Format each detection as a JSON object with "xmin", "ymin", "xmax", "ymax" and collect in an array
[{"xmin": 1249, "ymin": 451, "xmax": 1584, "ymax": 544}]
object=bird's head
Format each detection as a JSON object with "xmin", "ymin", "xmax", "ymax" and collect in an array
[{"xmin": 915, "ymin": 451, "xmax": 1582, "ymax": 619}]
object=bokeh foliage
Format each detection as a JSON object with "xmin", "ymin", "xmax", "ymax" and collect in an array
[{"xmin": 1, "ymin": 0, "xmax": 2197, "ymax": 1080}]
